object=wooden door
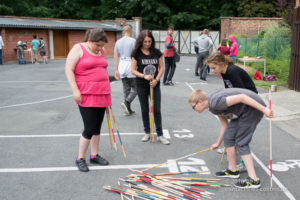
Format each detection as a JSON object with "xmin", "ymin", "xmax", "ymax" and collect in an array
[{"xmin": 53, "ymin": 30, "xmax": 69, "ymax": 58}]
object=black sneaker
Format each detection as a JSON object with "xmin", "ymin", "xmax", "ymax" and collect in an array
[
  {"xmin": 90, "ymin": 154, "xmax": 109, "ymax": 165},
  {"xmin": 168, "ymin": 81, "xmax": 174, "ymax": 86},
  {"xmin": 234, "ymin": 177, "xmax": 261, "ymax": 189},
  {"xmin": 129, "ymin": 108, "xmax": 135, "ymax": 114},
  {"xmin": 215, "ymin": 169, "xmax": 240, "ymax": 178},
  {"xmin": 75, "ymin": 158, "xmax": 89, "ymax": 172}
]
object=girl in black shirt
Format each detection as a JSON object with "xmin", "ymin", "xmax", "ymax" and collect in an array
[
  {"xmin": 206, "ymin": 52, "xmax": 257, "ymax": 94},
  {"xmin": 131, "ymin": 30, "xmax": 170, "ymax": 145}
]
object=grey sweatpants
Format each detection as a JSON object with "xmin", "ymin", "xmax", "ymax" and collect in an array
[{"xmin": 121, "ymin": 77, "xmax": 137, "ymax": 103}]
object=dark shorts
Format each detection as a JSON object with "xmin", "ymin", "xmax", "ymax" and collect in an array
[
  {"xmin": 223, "ymin": 117, "xmax": 262, "ymax": 155},
  {"xmin": 40, "ymin": 51, "xmax": 46, "ymax": 56},
  {"xmin": 78, "ymin": 106, "xmax": 106, "ymax": 140}
]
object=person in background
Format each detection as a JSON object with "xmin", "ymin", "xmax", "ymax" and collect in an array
[
  {"xmin": 218, "ymin": 39, "xmax": 230, "ymax": 56},
  {"xmin": 65, "ymin": 28, "xmax": 111, "ymax": 172},
  {"xmin": 193, "ymin": 29, "xmax": 213, "ymax": 81},
  {"xmin": 31, "ymin": 35, "xmax": 40, "ymax": 64},
  {"xmin": 39, "ymin": 37, "xmax": 48, "ymax": 64},
  {"xmin": 131, "ymin": 30, "xmax": 170, "ymax": 145},
  {"xmin": 114, "ymin": 24, "xmax": 137, "ymax": 115},
  {"xmin": 163, "ymin": 26, "xmax": 176, "ymax": 86},
  {"xmin": 229, "ymin": 35, "xmax": 238, "ymax": 63},
  {"xmin": 0, "ymin": 32, "xmax": 4, "ymax": 64}
]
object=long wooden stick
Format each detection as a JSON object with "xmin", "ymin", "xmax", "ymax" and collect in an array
[
  {"xmin": 105, "ymin": 107, "xmax": 113, "ymax": 149},
  {"xmin": 149, "ymin": 85, "xmax": 155, "ymax": 143},
  {"xmin": 220, "ymin": 147, "xmax": 226, "ymax": 163},
  {"xmin": 142, "ymin": 148, "xmax": 211, "ymax": 172},
  {"xmin": 106, "ymin": 107, "xmax": 117, "ymax": 151},
  {"xmin": 269, "ymin": 89, "xmax": 273, "ymax": 188},
  {"xmin": 109, "ymin": 106, "xmax": 127, "ymax": 158}
]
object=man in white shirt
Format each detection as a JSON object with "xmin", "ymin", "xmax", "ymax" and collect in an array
[
  {"xmin": 114, "ymin": 24, "xmax": 137, "ymax": 115},
  {"xmin": 0, "ymin": 33, "xmax": 4, "ymax": 64}
]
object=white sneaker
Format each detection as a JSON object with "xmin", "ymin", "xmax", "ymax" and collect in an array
[
  {"xmin": 217, "ymin": 148, "xmax": 226, "ymax": 154},
  {"xmin": 121, "ymin": 102, "xmax": 130, "ymax": 115},
  {"xmin": 141, "ymin": 134, "xmax": 150, "ymax": 142},
  {"xmin": 157, "ymin": 136, "xmax": 170, "ymax": 145}
]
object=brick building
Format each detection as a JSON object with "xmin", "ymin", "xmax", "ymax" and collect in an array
[
  {"xmin": 0, "ymin": 16, "xmax": 141, "ymax": 63},
  {"xmin": 220, "ymin": 17, "xmax": 282, "ymax": 40}
]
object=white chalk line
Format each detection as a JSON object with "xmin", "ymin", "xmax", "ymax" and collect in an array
[
  {"xmin": 185, "ymin": 81, "xmax": 296, "ymax": 200},
  {"xmin": 0, "ymin": 164, "xmax": 167, "ymax": 173},
  {"xmin": 0, "ymin": 81, "xmax": 68, "ymax": 83},
  {"xmin": 0, "ymin": 81, "xmax": 116, "ymax": 109},
  {"xmin": 0, "ymin": 95, "xmax": 73, "ymax": 109},
  {"xmin": 0, "ymin": 129, "xmax": 171, "ymax": 139}
]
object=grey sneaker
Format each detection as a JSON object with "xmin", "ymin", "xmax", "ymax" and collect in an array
[
  {"xmin": 141, "ymin": 134, "xmax": 150, "ymax": 142},
  {"xmin": 237, "ymin": 163, "xmax": 247, "ymax": 173},
  {"xmin": 157, "ymin": 136, "xmax": 170, "ymax": 145}
]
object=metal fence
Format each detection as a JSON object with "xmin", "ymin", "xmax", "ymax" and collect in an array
[
  {"xmin": 151, "ymin": 30, "xmax": 219, "ymax": 55},
  {"xmin": 289, "ymin": 6, "xmax": 300, "ymax": 91},
  {"xmin": 236, "ymin": 37, "xmax": 291, "ymax": 60}
]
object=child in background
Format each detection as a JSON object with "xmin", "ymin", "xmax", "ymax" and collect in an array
[
  {"xmin": 189, "ymin": 88, "xmax": 273, "ymax": 188},
  {"xmin": 217, "ymin": 39, "xmax": 230, "ymax": 56}
]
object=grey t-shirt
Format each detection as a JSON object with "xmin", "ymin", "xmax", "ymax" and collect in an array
[
  {"xmin": 208, "ymin": 88, "xmax": 265, "ymax": 124},
  {"xmin": 114, "ymin": 36, "xmax": 136, "ymax": 58}
]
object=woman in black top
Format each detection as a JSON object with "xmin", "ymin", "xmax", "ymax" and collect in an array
[
  {"xmin": 131, "ymin": 30, "xmax": 170, "ymax": 145},
  {"xmin": 206, "ymin": 52, "xmax": 257, "ymax": 93}
]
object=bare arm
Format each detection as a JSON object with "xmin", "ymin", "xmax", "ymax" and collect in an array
[
  {"xmin": 211, "ymin": 115, "xmax": 228, "ymax": 150},
  {"xmin": 226, "ymin": 94, "xmax": 273, "ymax": 118},
  {"xmin": 65, "ymin": 44, "xmax": 82, "ymax": 102},
  {"xmin": 150, "ymin": 56, "xmax": 164, "ymax": 88},
  {"xmin": 113, "ymin": 52, "xmax": 120, "ymax": 80}
]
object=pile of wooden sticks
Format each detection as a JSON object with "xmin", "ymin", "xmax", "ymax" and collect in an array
[{"xmin": 104, "ymin": 169, "xmax": 231, "ymax": 200}]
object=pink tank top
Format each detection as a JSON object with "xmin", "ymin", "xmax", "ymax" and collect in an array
[{"xmin": 74, "ymin": 43, "xmax": 111, "ymax": 107}]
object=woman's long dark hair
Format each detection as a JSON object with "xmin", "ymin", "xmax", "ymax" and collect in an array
[{"xmin": 131, "ymin": 30, "xmax": 156, "ymax": 56}]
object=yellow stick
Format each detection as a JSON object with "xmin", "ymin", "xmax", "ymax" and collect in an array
[
  {"xmin": 105, "ymin": 108, "xmax": 113, "ymax": 149},
  {"xmin": 220, "ymin": 147, "xmax": 226, "ymax": 163},
  {"xmin": 150, "ymin": 85, "xmax": 155, "ymax": 143}
]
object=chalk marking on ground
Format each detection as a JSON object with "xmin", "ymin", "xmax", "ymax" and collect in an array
[
  {"xmin": 185, "ymin": 81, "xmax": 296, "ymax": 200},
  {"xmin": 0, "ymin": 164, "xmax": 168, "ymax": 173},
  {"xmin": 0, "ymin": 95, "xmax": 73, "ymax": 109},
  {"xmin": 0, "ymin": 81, "xmax": 68, "ymax": 83},
  {"xmin": 252, "ymin": 152, "xmax": 296, "ymax": 200},
  {"xmin": 0, "ymin": 129, "xmax": 171, "ymax": 139}
]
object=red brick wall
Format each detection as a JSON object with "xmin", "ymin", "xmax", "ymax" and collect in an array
[
  {"xmin": 3, "ymin": 28, "xmax": 49, "ymax": 62},
  {"xmin": 67, "ymin": 30, "xmax": 115, "ymax": 57},
  {"xmin": 221, "ymin": 17, "xmax": 282, "ymax": 40}
]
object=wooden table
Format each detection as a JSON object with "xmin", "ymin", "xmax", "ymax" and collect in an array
[{"xmin": 237, "ymin": 57, "xmax": 266, "ymax": 77}]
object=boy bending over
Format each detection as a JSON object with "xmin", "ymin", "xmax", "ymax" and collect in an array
[{"xmin": 189, "ymin": 88, "xmax": 273, "ymax": 189}]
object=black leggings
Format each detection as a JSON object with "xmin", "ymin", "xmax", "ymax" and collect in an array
[
  {"xmin": 136, "ymin": 83, "xmax": 163, "ymax": 136},
  {"xmin": 78, "ymin": 106, "xmax": 106, "ymax": 139}
]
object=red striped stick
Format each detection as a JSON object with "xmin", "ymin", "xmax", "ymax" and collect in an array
[{"xmin": 269, "ymin": 89, "xmax": 273, "ymax": 188}]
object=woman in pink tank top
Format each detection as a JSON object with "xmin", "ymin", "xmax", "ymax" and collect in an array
[{"xmin": 65, "ymin": 28, "xmax": 111, "ymax": 172}]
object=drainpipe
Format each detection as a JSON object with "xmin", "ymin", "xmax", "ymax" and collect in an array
[{"xmin": 48, "ymin": 30, "xmax": 54, "ymax": 60}]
